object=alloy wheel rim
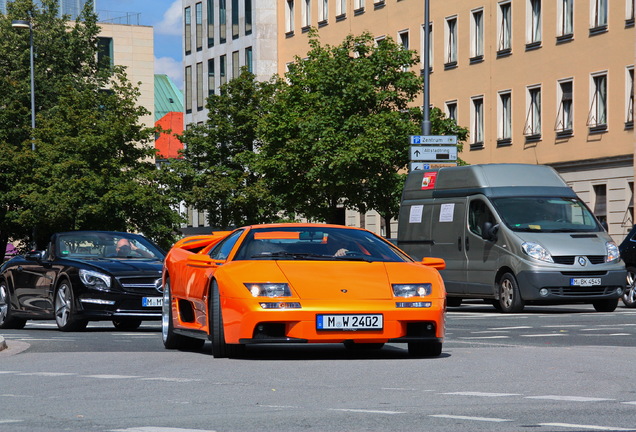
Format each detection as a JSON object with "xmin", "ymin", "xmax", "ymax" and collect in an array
[
  {"xmin": 0, "ymin": 284, "xmax": 8, "ymax": 323},
  {"xmin": 161, "ymin": 281, "xmax": 170, "ymax": 341},
  {"xmin": 55, "ymin": 285, "xmax": 70, "ymax": 326},
  {"xmin": 501, "ymin": 280, "xmax": 513, "ymax": 308}
]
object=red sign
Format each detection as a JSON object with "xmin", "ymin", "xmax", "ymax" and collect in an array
[{"xmin": 421, "ymin": 172, "xmax": 438, "ymax": 190}]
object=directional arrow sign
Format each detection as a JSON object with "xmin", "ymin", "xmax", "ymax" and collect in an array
[
  {"xmin": 410, "ymin": 145, "xmax": 458, "ymax": 161},
  {"xmin": 410, "ymin": 135, "xmax": 457, "ymax": 145}
]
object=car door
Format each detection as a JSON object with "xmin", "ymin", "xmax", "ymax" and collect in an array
[
  {"xmin": 11, "ymin": 251, "xmax": 58, "ymax": 316},
  {"xmin": 464, "ymin": 197, "xmax": 501, "ymax": 296}
]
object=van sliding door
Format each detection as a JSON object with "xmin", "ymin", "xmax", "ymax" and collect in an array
[{"xmin": 430, "ymin": 199, "xmax": 468, "ymax": 295}]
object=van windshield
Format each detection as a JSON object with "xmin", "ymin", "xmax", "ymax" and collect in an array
[{"xmin": 491, "ymin": 197, "xmax": 601, "ymax": 233}]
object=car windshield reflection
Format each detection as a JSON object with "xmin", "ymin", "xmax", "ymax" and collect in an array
[{"xmin": 55, "ymin": 232, "xmax": 163, "ymax": 260}]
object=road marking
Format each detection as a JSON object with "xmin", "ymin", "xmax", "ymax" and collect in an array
[
  {"xmin": 82, "ymin": 374, "xmax": 142, "ymax": 379},
  {"xmin": 111, "ymin": 428, "xmax": 218, "ymax": 432},
  {"xmin": 430, "ymin": 414, "xmax": 511, "ymax": 422},
  {"xmin": 539, "ymin": 423, "xmax": 635, "ymax": 431},
  {"xmin": 488, "ymin": 326, "xmax": 533, "ymax": 330},
  {"xmin": 330, "ymin": 409, "xmax": 405, "ymax": 415},
  {"xmin": 457, "ymin": 336, "xmax": 510, "ymax": 339},
  {"xmin": 0, "ymin": 420, "xmax": 23, "ymax": 424},
  {"xmin": 17, "ymin": 372, "xmax": 74, "ymax": 376},
  {"xmin": 442, "ymin": 391, "xmax": 521, "ymax": 397},
  {"xmin": 526, "ymin": 395, "xmax": 614, "ymax": 402},
  {"xmin": 140, "ymin": 377, "xmax": 201, "ymax": 382},
  {"xmin": 520, "ymin": 333, "xmax": 566, "ymax": 337},
  {"xmin": 622, "ymin": 401, "xmax": 636, "ymax": 405}
]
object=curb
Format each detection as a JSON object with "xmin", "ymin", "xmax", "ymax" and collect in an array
[{"xmin": 0, "ymin": 335, "xmax": 6, "ymax": 352}]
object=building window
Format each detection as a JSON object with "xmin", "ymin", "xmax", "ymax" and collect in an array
[
  {"xmin": 245, "ymin": 47, "xmax": 253, "ymax": 73},
  {"xmin": 232, "ymin": 0, "xmax": 239, "ymax": 39},
  {"xmin": 470, "ymin": 9, "xmax": 484, "ymax": 61},
  {"xmin": 196, "ymin": 62, "xmax": 204, "ymax": 110},
  {"xmin": 232, "ymin": 50, "xmax": 240, "ymax": 78},
  {"xmin": 207, "ymin": 0, "xmax": 214, "ymax": 47},
  {"xmin": 220, "ymin": 54, "xmax": 227, "ymax": 87},
  {"xmin": 498, "ymin": 91, "xmax": 512, "ymax": 145},
  {"xmin": 195, "ymin": 3, "xmax": 203, "ymax": 51},
  {"xmin": 97, "ymin": 37, "xmax": 113, "ymax": 68},
  {"xmin": 319, "ymin": 0, "xmax": 328, "ymax": 22},
  {"xmin": 399, "ymin": 30, "xmax": 409, "ymax": 49},
  {"xmin": 588, "ymin": 72, "xmax": 607, "ymax": 131},
  {"xmin": 524, "ymin": 86, "xmax": 542, "ymax": 139},
  {"xmin": 286, "ymin": 0, "xmax": 295, "ymax": 34},
  {"xmin": 557, "ymin": 0, "xmax": 574, "ymax": 39},
  {"xmin": 591, "ymin": 0, "xmax": 608, "ymax": 32},
  {"xmin": 445, "ymin": 100, "xmax": 457, "ymax": 121},
  {"xmin": 219, "ymin": 0, "xmax": 227, "ymax": 43},
  {"xmin": 527, "ymin": 0, "xmax": 542, "ymax": 48},
  {"xmin": 302, "ymin": 0, "xmax": 311, "ymax": 29},
  {"xmin": 627, "ymin": 67, "xmax": 634, "ymax": 128},
  {"xmin": 336, "ymin": 0, "xmax": 347, "ymax": 18},
  {"xmin": 208, "ymin": 58, "xmax": 215, "ymax": 96},
  {"xmin": 245, "ymin": 0, "xmax": 252, "ymax": 34},
  {"xmin": 184, "ymin": 6, "xmax": 192, "ymax": 54},
  {"xmin": 471, "ymin": 96, "xmax": 484, "ymax": 149},
  {"xmin": 354, "ymin": 0, "xmax": 364, "ymax": 12},
  {"xmin": 628, "ymin": 0, "xmax": 635, "ymax": 25},
  {"xmin": 498, "ymin": 2, "xmax": 512, "ymax": 55},
  {"xmin": 556, "ymin": 80, "xmax": 573, "ymax": 136},
  {"xmin": 185, "ymin": 65, "xmax": 192, "ymax": 113},
  {"xmin": 445, "ymin": 16, "xmax": 457, "ymax": 68},
  {"xmin": 593, "ymin": 184, "xmax": 607, "ymax": 225}
]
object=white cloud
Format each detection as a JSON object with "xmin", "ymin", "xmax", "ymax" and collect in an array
[
  {"xmin": 155, "ymin": 0, "xmax": 182, "ymax": 36},
  {"xmin": 155, "ymin": 56, "xmax": 183, "ymax": 89}
]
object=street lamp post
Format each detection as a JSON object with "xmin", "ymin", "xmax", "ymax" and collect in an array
[{"xmin": 12, "ymin": 16, "xmax": 36, "ymax": 151}]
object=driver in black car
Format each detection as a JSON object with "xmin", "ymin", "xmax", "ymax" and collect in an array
[{"xmin": 116, "ymin": 238, "xmax": 152, "ymax": 258}]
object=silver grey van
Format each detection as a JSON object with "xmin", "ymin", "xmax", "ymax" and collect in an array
[{"xmin": 397, "ymin": 164, "xmax": 625, "ymax": 312}]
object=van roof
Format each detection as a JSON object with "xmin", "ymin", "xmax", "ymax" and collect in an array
[{"xmin": 402, "ymin": 163, "xmax": 577, "ymax": 200}]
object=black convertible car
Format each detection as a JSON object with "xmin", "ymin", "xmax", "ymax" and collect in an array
[{"xmin": 0, "ymin": 231, "xmax": 165, "ymax": 331}]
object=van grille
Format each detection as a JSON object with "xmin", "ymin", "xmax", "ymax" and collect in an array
[{"xmin": 552, "ymin": 255, "xmax": 605, "ymax": 265}]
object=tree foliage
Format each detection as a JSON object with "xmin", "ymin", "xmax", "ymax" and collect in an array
[
  {"xmin": 162, "ymin": 70, "xmax": 283, "ymax": 229},
  {"xmin": 0, "ymin": 0, "xmax": 181, "ymax": 251}
]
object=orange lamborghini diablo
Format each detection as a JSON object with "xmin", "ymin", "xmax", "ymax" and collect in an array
[{"xmin": 161, "ymin": 223, "xmax": 447, "ymax": 358}]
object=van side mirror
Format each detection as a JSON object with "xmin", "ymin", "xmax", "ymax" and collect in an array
[
  {"xmin": 421, "ymin": 257, "xmax": 446, "ymax": 270},
  {"xmin": 481, "ymin": 222, "xmax": 499, "ymax": 242}
]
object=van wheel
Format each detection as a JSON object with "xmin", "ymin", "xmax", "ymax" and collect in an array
[
  {"xmin": 592, "ymin": 299, "xmax": 618, "ymax": 312},
  {"xmin": 498, "ymin": 273, "xmax": 524, "ymax": 313},
  {"xmin": 447, "ymin": 297, "xmax": 462, "ymax": 307}
]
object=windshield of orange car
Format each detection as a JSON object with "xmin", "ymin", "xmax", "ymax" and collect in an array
[{"xmin": 233, "ymin": 227, "xmax": 411, "ymax": 262}]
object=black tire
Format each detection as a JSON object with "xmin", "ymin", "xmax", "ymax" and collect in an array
[
  {"xmin": 343, "ymin": 341, "xmax": 385, "ymax": 350},
  {"xmin": 54, "ymin": 280, "xmax": 88, "ymax": 331},
  {"xmin": 0, "ymin": 279, "xmax": 27, "ymax": 329},
  {"xmin": 447, "ymin": 297, "xmax": 462, "ymax": 307},
  {"xmin": 408, "ymin": 341, "xmax": 442, "ymax": 357},
  {"xmin": 623, "ymin": 267, "xmax": 636, "ymax": 308},
  {"xmin": 112, "ymin": 319, "xmax": 142, "ymax": 331},
  {"xmin": 161, "ymin": 277, "xmax": 205, "ymax": 350},
  {"xmin": 593, "ymin": 299, "xmax": 619, "ymax": 312},
  {"xmin": 497, "ymin": 273, "xmax": 525, "ymax": 313},
  {"xmin": 209, "ymin": 281, "xmax": 244, "ymax": 358}
]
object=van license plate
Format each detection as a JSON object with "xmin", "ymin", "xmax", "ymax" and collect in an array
[
  {"xmin": 142, "ymin": 297, "xmax": 163, "ymax": 307},
  {"xmin": 316, "ymin": 314, "xmax": 383, "ymax": 330},
  {"xmin": 570, "ymin": 278, "xmax": 601, "ymax": 287}
]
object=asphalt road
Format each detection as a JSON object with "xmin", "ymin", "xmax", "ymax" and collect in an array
[{"xmin": 1, "ymin": 303, "xmax": 636, "ymax": 432}]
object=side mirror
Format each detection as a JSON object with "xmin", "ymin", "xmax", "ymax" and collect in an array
[
  {"xmin": 421, "ymin": 257, "xmax": 446, "ymax": 270},
  {"xmin": 25, "ymin": 250, "xmax": 46, "ymax": 262},
  {"xmin": 481, "ymin": 222, "xmax": 499, "ymax": 241}
]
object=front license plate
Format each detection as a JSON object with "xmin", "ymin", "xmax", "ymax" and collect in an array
[
  {"xmin": 570, "ymin": 278, "xmax": 601, "ymax": 287},
  {"xmin": 142, "ymin": 297, "xmax": 163, "ymax": 307},
  {"xmin": 316, "ymin": 314, "xmax": 383, "ymax": 331}
]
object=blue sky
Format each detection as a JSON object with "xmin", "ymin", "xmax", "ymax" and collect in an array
[{"xmin": 96, "ymin": 0, "xmax": 183, "ymax": 88}]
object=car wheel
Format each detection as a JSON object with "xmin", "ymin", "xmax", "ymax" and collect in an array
[
  {"xmin": 54, "ymin": 280, "xmax": 88, "ymax": 332},
  {"xmin": 0, "ymin": 279, "xmax": 27, "ymax": 329},
  {"xmin": 161, "ymin": 277, "xmax": 204, "ymax": 350},
  {"xmin": 623, "ymin": 267, "xmax": 636, "ymax": 308},
  {"xmin": 343, "ymin": 341, "xmax": 385, "ymax": 350},
  {"xmin": 408, "ymin": 341, "xmax": 442, "ymax": 357},
  {"xmin": 209, "ymin": 281, "xmax": 244, "ymax": 358},
  {"xmin": 112, "ymin": 319, "xmax": 142, "ymax": 331},
  {"xmin": 446, "ymin": 297, "xmax": 462, "ymax": 307},
  {"xmin": 498, "ymin": 273, "xmax": 525, "ymax": 313},
  {"xmin": 592, "ymin": 299, "xmax": 619, "ymax": 312}
]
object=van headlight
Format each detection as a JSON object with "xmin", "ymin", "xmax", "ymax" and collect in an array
[
  {"xmin": 79, "ymin": 269, "xmax": 111, "ymax": 291},
  {"xmin": 521, "ymin": 242, "xmax": 554, "ymax": 263},
  {"xmin": 606, "ymin": 242, "xmax": 620, "ymax": 262}
]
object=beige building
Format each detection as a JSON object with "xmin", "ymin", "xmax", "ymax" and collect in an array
[
  {"xmin": 277, "ymin": 0, "xmax": 635, "ymax": 241},
  {"xmin": 97, "ymin": 22, "xmax": 155, "ymax": 133}
]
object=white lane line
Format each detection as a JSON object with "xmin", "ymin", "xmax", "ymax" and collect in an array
[
  {"xmin": 488, "ymin": 326, "xmax": 533, "ymax": 330},
  {"xmin": 140, "ymin": 377, "xmax": 201, "ymax": 382},
  {"xmin": 16, "ymin": 372, "xmax": 75, "ymax": 376},
  {"xmin": 330, "ymin": 409, "xmax": 405, "ymax": 415},
  {"xmin": 539, "ymin": 422, "xmax": 636, "ymax": 431},
  {"xmin": 526, "ymin": 395, "xmax": 614, "ymax": 402},
  {"xmin": 82, "ymin": 374, "xmax": 142, "ymax": 379},
  {"xmin": 0, "ymin": 420, "xmax": 23, "ymax": 424},
  {"xmin": 581, "ymin": 333, "xmax": 631, "ymax": 336},
  {"xmin": 622, "ymin": 401, "xmax": 636, "ymax": 405},
  {"xmin": 541, "ymin": 325, "xmax": 584, "ymax": 328},
  {"xmin": 111, "ymin": 428, "xmax": 218, "ymax": 432},
  {"xmin": 456, "ymin": 336, "xmax": 510, "ymax": 339},
  {"xmin": 430, "ymin": 414, "xmax": 511, "ymax": 422},
  {"xmin": 520, "ymin": 334, "xmax": 566, "ymax": 337},
  {"xmin": 442, "ymin": 391, "xmax": 521, "ymax": 397}
]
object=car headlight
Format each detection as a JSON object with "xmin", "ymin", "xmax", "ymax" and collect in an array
[
  {"xmin": 79, "ymin": 269, "xmax": 111, "ymax": 291},
  {"xmin": 245, "ymin": 283, "xmax": 291, "ymax": 297},
  {"xmin": 521, "ymin": 242, "xmax": 554, "ymax": 263},
  {"xmin": 392, "ymin": 283, "xmax": 432, "ymax": 298},
  {"xmin": 606, "ymin": 241, "xmax": 620, "ymax": 262}
]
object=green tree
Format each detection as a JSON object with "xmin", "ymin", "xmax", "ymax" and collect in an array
[
  {"xmin": 162, "ymin": 69, "xmax": 283, "ymax": 229},
  {"xmin": 0, "ymin": 0, "xmax": 181, "ymax": 251}
]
